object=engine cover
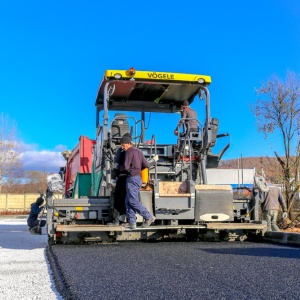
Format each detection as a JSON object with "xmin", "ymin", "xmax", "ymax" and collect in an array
[{"xmin": 195, "ymin": 186, "xmax": 234, "ymax": 222}]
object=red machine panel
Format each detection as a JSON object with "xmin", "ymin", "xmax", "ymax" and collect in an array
[{"xmin": 64, "ymin": 136, "xmax": 96, "ymax": 194}]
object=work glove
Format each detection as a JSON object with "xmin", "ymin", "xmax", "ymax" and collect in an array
[
  {"xmin": 152, "ymin": 155, "xmax": 158, "ymax": 162},
  {"xmin": 147, "ymin": 155, "xmax": 159, "ymax": 166},
  {"xmin": 282, "ymin": 212, "xmax": 288, "ymax": 219}
]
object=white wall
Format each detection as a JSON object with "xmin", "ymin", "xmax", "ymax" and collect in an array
[{"xmin": 206, "ymin": 168, "xmax": 255, "ymax": 186}]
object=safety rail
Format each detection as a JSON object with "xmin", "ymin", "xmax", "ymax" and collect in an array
[
  {"xmin": 174, "ymin": 118, "xmax": 203, "ymax": 180},
  {"xmin": 149, "ymin": 134, "xmax": 158, "ymax": 181}
]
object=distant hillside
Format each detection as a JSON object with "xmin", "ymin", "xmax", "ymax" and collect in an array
[{"xmin": 219, "ymin": 156, "xmax": 281, "ymax": 183}]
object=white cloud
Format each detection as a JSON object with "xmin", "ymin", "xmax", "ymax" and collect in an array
[
  {"xmin": 20, "ymin": 144, "xmax": 67, "ymax": 172},
  {"xmin": 19, "ymin": 142, "xmax": 39, "ymax": 151}
]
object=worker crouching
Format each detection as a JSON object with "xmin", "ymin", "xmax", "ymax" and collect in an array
[{"xmin": 27, "ymin": 196, "xmax": 46, "ymax": 234}]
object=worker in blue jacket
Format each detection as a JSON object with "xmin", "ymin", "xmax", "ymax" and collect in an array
[{"xmin": 27, "ymin": 196, "xmax": 46, "ymax": 234}]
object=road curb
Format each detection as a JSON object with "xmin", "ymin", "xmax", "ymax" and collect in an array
[{"xmin": 263, "ymin": 232, "xmax": 300, "ymax": 246}]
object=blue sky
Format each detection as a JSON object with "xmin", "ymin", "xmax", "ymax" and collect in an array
[{"xmin": 1, "ymin": 0, "xmax": 300, "ymax": 172}]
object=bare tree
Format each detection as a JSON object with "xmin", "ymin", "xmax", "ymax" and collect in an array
[
  {"xmin": 251, "ymin": 70, "xmax": 300, "ymax": 217},
  {"xmin": 219, "ymin": 156, "xmax": 282, "ymax": 182},
  {"xmin": 0, "ymin": 113, "xmax": 24, "ymax": 193},
  {"xmin": 23, "ymin": 170, "xmax": 48, "ymax": 193}
]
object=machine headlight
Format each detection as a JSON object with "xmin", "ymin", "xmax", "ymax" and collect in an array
[{"xmin": 114, "ymin": 73, "xmax": 122, "ymax": 79}]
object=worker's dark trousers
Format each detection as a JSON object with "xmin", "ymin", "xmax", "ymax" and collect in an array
[
  {"xmin": 114, "ymin": 175, "xmax": 127, "ymax": 216},
  {"xmin": 125, "ymin": 175, "xmax": 152, "ymax": 225},
  {"xmin": 27, "ymin": 220, "xmax": 46, "ymax": 229}
]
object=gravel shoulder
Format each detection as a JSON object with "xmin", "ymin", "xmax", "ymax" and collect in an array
[{"xmin": 0, "ymin": 218, "xmax": 63, "ymax": 300}]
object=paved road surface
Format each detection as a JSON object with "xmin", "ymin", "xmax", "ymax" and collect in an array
[{"xmin": 48, "ymin": 240, "xmax": 300, "ymax": 300}]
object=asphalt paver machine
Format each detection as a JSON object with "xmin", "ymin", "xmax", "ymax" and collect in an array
[{"xmin": 46, "ymin": 68, "xmax": 266, "ymax": 243}]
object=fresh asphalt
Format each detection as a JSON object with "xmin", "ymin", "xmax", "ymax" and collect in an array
[{"xmin": 48, "ymin": 240, "xmax": 300, "ymax": 300}]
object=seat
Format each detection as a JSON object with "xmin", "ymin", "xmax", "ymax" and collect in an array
[
  {"xmin": 210, "ymin": 118, "xmax": 219, "ymax": 147},
  {"xmin": 111, "ymin": 114, "xmax": 130, "ymax": 144}
]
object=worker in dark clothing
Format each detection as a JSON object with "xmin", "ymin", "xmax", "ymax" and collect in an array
[
  {"xmin": 120, "ymin": 134, "xmax": 157, "ymax": 229},
  {"xmin": 27, "ymin": 196, "xmax": 46, "ymax": 234},
  {"xmin": 108, "ymin": 133, "xmax": 131, "ymax": 226},
  {"xmin": 174, "ymin": 100, "xmax": 198, "ymax": 136},
  {"xmin": 255, "ymin": 182, "xmax": 288, "ymax": 232}
]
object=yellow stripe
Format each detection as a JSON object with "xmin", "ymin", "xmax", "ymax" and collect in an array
[{"xmin": 104, "ymin": 69, "xmax": 211, "ymax": 84}]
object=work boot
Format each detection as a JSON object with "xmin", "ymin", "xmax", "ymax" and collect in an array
[
  {"xmin": 107, "ymin": 209, "xmax": 121, "ymax": 226},
  {"xmin": 141, "ymin": 217, "xmax": 156, "ymax": 228},
  {"xmin": 119, "ymin": 214, "xmax": 126, "ymax": 223},
  {"xmin": 107, "ymin": 220, "xmax": 120, "ymax": 226},
  {"xmin": 122, "ymin": 223, "xmax": 136, "ymax": 230},
  {"xmin": 29, "ymin": 226, "xmax": 39, "ymax": 234}
]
